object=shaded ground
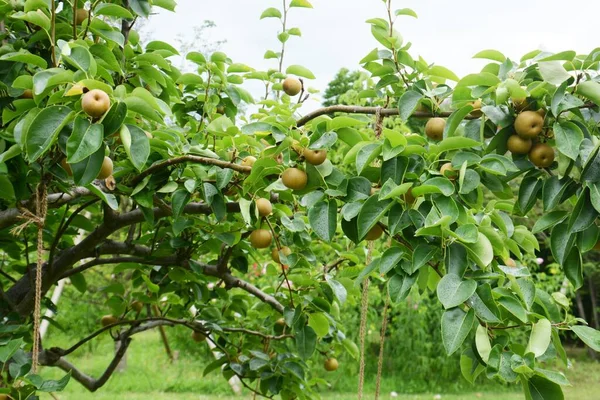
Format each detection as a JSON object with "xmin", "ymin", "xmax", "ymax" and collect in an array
[{"xmin": 40, "ymin": 331, "xmax": 599, "ymax": 400}]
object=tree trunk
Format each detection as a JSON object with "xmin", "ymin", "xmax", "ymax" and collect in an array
[
  {"xmin": 576, "ymin": 290, "xmax": 598, "ymax": 360},
  {"xmin": 589, "ymin": 273, "xmax": 599, "ymax": 330}
]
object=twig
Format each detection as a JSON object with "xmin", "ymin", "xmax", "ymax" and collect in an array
[
  {"xmin": 129, "ymin": 155, "xmax": 251, "ymax": 186},
  {"xmin": 296, "ymin": 106, "xmax": 468, "ymax": 127},
  {"xmin": 265, "ymin": 218, "xmax": 294, "ymax": 309}
]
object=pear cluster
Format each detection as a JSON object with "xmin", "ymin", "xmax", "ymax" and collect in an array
[{"xmin": 508, "ymin": 110, "xmax": 554, "ymax": 168}]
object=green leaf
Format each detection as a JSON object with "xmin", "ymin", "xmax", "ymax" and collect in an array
[
  {"xmin": 0, "ymin": 338, "xmax": 24, "ymax": 363},
  {"xmin": 446, "ymin": 243, "xmax": 468, "ymax": 277},
  {"xmin": 461, "ymin": 349, "xmax": 485, "ymax": 384},
  {"xmin": 470, "ymin": 284, "xmax": 501, "ymax": 323},
  {"xmin": 25, "ymin": 106, "xmax": 73, "ymax": 162},
  {"xmin": 432, "ymin": 137, "xmax": 481, "ymax": 155},
  {"xmin": 64, "ymin": 46, "xmax": 97, "ymax": 76},
  {"xmin": 456, "ymin": 73, "xmax": 500, "ymax": 87},
  {"xmin": 395, "ymin": 8, "xmax": 417, "ymax": 18},
  {"xmin": 575, "ymin": 80, "xmax": 600, "ymax": 106},
  {"xmin": 207, "ymin": 115, "xmax": 235, "ymax": 136},
  {"xmin": 90, "ymin": 44, "xmax": 123, "ymax": 73},
  {"xmin": 428, "ymin": 65, "xmax": 460, "ymax": 82},
  {"xmin": 327, "ymin": 278, "xmax": 347, "ymax": 305},
  {"xmin": 356, "ymin": 142, "xmax": 382, "ymax": 174},
  {"xmin": 121, "ymin": 125, "xmax": 150, "ymax": 171},
  {"xmin": 357, "ymin": 195, "xmax": 392, "ymax": 239},
  {"xmin": 290, "ymin": 0, "xmax": 313, "ymax": 7},
  {"xmin": 94, "ymin": 4, "xmax": 134, "ymax": 18},
  {"xmin": 568, "ymin": 188, "xmax": 597, "ymax": 233},
  {"xmin": 453, "ymin": 224, "xmax": 479, "ymax": 244},
  {"xmin": 459, "ymin": 169, "xmax": 480, "ymax": 194},
  {"xmin": 437, "ymin": 273, "xmax": 477, "ymax": 309},
  {"xmin": 33, "ymin": 68, "xmax": 73, "ymax": 95},
  {"xmin": 0, "ymin": 50, "xmax": 47, "ymax": 68},
  {"xmin": 71, "ymin": 146, "xmax": 105, "ymax": 186},
  {"xmin": 539, "ymin": 51, "xmax": 576, "ymax": 62},
  {"xmin": 534, "ymin": 368, "xmax": 570, "ymax": 386},
  {"xmin": 67, "ymin": 118, "xmax": 104, "ymax": 164},
  {"xmin": 308, "ymin": 313, "xmax": 329, "ymax": 337},
  {"xmin": 171, "ymin": 189, "xmax": 190, "ymax": 220},
  {"xmin": 525, "ymin": 376, "xmax": 564, "ymax": 400},
  {"xmin": 398, "ymin": 91, "xmax": 423, "ymax": 121},
  {"xmin": 532, "ymin": 211, "xmax": 568, "ymax": 234},
  {"xmin": 342, "ymin": 338, "xmax": 359, "ymax": 359},
  {"xmin": 464, "ymin": 233, "xmax": 494, "ymax": 268},
  {"xmin": 564, "ymin": 247, "xmax": 583, "ymax": 290},
  {"xmin": 475, "ymin": 324, "xmax": 492, "ymax": 363},
  {"xmin": 11, "ymin": 10, "xmax": 50, "ymax": 30},
  {"xmin": 379, "ymin": 247, "xmax": 405, "ymax": 274},
  {"xmin": 0, "ymin": 144, "xmax": 21, "ymax": 164},
  {"xmin": 101, "ymin": 102, "xmax": 127, "ymax": 137},
  {"xmin": 473, "ymin": 49, "xmax": 506, "ymax": 62},
  {"xmin": 123, "ymin": 96, "xmax": 163, "ymax": 123},
  {"xmin": 129, "ymin": 0, "xmax": 151, "ymax": 17},
  {"xmin": 422, "ymin": 177, "xmax": 455, "ymax": 196},
  {"xmin": 286, "ymin": 65, "xmax": 315, "ymax": 79},
  {"xmin": 442, "ymin": 308, "xmax": 475, "ymax": 355},
  {"xmin": 409, "ymin": 244, "xmax": 438, "ymax": 274},
  {"xmin": 89, "ymin": 19, "xmax": 125, "ymax": 46},
  {"xmin": 538, "ymin": 61, "xmax": 571, "ymax": 85},
  {"xmin": 296, "ymin": 326, "xmax": 317, "ymax": 360},
  {"xmin": 518, "ymin": 176, "xmax": 542, "ymax": 215},
  {"xmin": 553, "ymin": 121, "xmax": 583, "ymax": 161},
  {"xmin": 152, "ymin": 0, "xmax": 177, "ymax": 11},
  {"xmin": 308, "ymin": 200, "xmax": 337, "ymax": 242},
  {"xmin": 388, "ymin": 272, "xmax": 417, "ymax": 303},
  {"xmin": 542, "ymin": 176, "xmax": 571, "ymax": 212},
  {"xmin": 327, "ymin": 116, "xmax": 367, "ymax": 131},
  {"xmin": 526, "ymin": 319, "xmax": 552, "ymax": 357},
  {"xmin": 498, "ymin": 296, "xmax": 528, "ymax": 323},
  {"xmin": 260, "ymin": 7, "xmax": 282, "ymax": 19},
  {"xmin": 571, "ymin": 325, "xmax": 600, "ymax": 351},
  {"xmin": 86, "ymin": 183, "xmax": 118, "ymax": 210}
]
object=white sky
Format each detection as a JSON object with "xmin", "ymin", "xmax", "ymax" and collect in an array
[{"xmin": 150, "ymin": 0, "xmax": 600, "ymax": 111}]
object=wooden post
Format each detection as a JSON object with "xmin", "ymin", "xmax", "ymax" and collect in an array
[{"xmin": 152, "ymin": 305, "xmax": 175, "ymax": 362}]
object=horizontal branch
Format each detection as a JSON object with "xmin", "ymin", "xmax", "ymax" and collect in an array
[
  {"xmin": 0, "ymin": 187, "xmax": 94, "ymax": 230},
  {"xmin": 129, "ymin": 155, "xmax": 251, "ymax": 186},
  {"xmin": 59, "ymin": 255, "xmax": 180, "ymax": 279},
  {"xmin": 204, "ymin": 264, "xmax": 285, "ymax": 313},
  {"xmin": 5, "ymin": 201, "xmax": 241, "ymax": 316},
  {"xmin": 41, "ymin": 337, "xmax": 131, "ymax": 392},
  {"xmin": 295, "ymin": 105, "xmax": 467, "ymax": 127}
]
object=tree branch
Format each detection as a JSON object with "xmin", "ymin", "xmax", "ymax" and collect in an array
[
  {"xmin": 0, "ymin": 187, "xmax": 95, "ymax": 230},
  {"xmin": 204, "ymin": 264, "xmax": 284, "ymax": 313},
  {"xmin": 4, "ymin": 201, "xmax": 240, "ymax": 316},
  {"xmin": 59, "ymin": 256, "xmax": 179, "ymax": 279},
  {"xmin": 129, "ymin": 155, "xmax": 251, "ymax": 186},
  {"xmin": 41, "ymin": 337, "xmax": 131, "ymax": 392},
  {"xmin": 295, "ymin": 106, "xmax": 466, "ymax": 127}
]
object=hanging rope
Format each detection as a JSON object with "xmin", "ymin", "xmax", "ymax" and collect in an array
[
  {"xmin": 357, "ymin": 241, "xmax": 374, "ymax": 400},
  {"xmin": 32, "ymin": 183, "xmax": 47, "ymax": 372},
  {"xmin": 374, "ymin": 106, "xmax": 384, "ymax": 139},
  {"xmin": 374, "ymin": 293, "xmax": 390, "ymax": 400},
  {"xmin": 11, "ymin": 183, "xmax": 47, "ymax": 373}
]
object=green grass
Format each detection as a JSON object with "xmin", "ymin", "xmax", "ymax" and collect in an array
[{"xmin": 38, "ymin": 329, "xmax": 600, "ymax": 399}]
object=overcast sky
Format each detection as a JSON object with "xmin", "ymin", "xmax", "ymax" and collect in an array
[{"xmin": 149, "ymin": 0, "xmax": 600, "ymax": 111}]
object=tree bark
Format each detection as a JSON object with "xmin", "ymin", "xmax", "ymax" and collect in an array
[{"xmin": 588, "ymin": 273, "xmax": 599, "ymax": 330}]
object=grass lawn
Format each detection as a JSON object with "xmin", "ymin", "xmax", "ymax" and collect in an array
[{"xmin": 39, "ymin": 330, "xmax": 599, "ymax": 399}]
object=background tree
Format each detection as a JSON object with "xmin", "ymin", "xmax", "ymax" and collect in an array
[{"xmin": 322, "ymin": 68, "xmax": 362, "ymax": 107}]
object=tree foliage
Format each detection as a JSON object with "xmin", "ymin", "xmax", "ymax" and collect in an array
[{"xmin": 0, "ymin": 0, "xmax": 599, "ymax": 399}]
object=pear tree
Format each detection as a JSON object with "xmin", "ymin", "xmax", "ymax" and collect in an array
[{"xmin": 0, "ymin": 0, "xmax": 599, "ymax": 399}]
